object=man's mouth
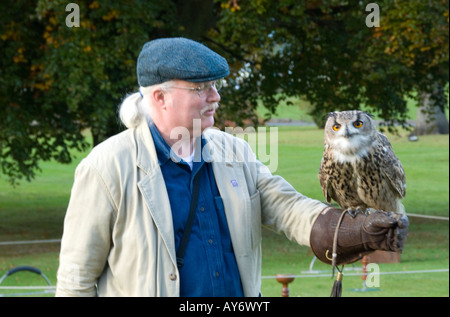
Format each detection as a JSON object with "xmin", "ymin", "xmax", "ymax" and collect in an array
[{"xmin": 200, "ymin": 103, "xmax": 219, "ymax": 116}]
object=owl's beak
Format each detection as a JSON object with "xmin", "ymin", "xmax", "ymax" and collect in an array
[{"xmin": 343, "ymin": 126, "xmax": 352, "ymax": 138}]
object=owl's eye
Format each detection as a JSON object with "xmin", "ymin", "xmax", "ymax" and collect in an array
[
  {"xmin": 353, "ymin": 121, "xmax": 363, "ymax": 128},
  {"xmin": 332, "ymin": 124, "xmax": 341, "ymax": 131}
]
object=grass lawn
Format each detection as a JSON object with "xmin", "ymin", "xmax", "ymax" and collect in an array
[
  {"xmin": 255, "ymin": 125, "xmax": 449, "ymax": 297},
  {"xmin": 257, "ymin": 90, "xmax": 449, "ymax": 123},
  {"xmin": 0, "ymin": 125, "xmax": 448, "ymax": 297}
]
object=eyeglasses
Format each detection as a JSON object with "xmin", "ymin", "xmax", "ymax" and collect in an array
[{"xmin": 166, "ymin": 79, "xmax": 224, "ymax": 97}]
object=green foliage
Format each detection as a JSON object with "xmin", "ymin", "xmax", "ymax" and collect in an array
[
  {"xmin": 212, "ymin": 0, "xmax": 449, "ymax": 128},
  {"xmin": 1, "ymin": 0, "xmax": 180, "ymax": 184},
  {"xmin": 1, "ymin": 0, "xmax": 448, "ymax": 183}
]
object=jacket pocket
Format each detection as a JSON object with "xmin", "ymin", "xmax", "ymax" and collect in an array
[{"xmin": 249, "ymin": 190, "xmax": 262, "ymax": 249}]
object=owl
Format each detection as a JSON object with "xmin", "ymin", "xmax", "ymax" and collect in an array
[{"xmin": 318, "ymin": 110, "xmax": 406, "ymax": 216}]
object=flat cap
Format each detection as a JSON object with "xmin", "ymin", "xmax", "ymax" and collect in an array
[{"xmin": 137, "ymin": 37, "xmax": 229, "ymax": 87}]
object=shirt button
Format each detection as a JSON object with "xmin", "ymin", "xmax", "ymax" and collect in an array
[
  {"xmin": 215, "ymin": 271, "xmax": 220, "ymax": 277},
  {"xmin": 169, "ymin": 273, "xmax": 177, "ymax": 281},
  {"xmin": 200, "ymin": 207, "xmax": 205, "ymax": 212},
  {"xmin": 208, "ymin": 239, "xmax": 213, "ymax": 244}
]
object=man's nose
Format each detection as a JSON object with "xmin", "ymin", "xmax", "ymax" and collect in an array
[{"xmin": 206, "ymin": 86, "xmax": 221, "ymax": 103}]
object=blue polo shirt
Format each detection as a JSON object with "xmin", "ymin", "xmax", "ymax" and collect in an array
[{"xmin": 148, "ymin": 122, "xmax": 243, "ymax": 297}]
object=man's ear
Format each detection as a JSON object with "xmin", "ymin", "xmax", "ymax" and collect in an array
[{"xmin": 152, "ymin": 88, "xmax": 166, "ymax": 108}]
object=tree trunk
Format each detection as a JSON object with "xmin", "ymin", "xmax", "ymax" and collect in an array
[{"xmin": 415, "ymin": 88, "xmax": 449, "ymax": 135}]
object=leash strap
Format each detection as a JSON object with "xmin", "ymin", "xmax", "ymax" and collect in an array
[{"xmin": 176, "ymin": 168, "xmax": 202, "ymax": 269}]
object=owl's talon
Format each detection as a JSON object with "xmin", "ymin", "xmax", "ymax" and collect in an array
[
  {"xmin": 346, "ymin": 207, "xmax": 362, "ymax": 218},
  {"xmin": 365, "ymin": 208, "xmax": 376, "ymax": 215}
]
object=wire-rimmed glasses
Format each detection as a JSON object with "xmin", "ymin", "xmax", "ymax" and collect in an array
[{"xmin": 166, "ymin": 79, "xmax": 224, "ymax": 97}]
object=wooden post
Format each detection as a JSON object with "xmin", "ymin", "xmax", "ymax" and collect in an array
[
  {"xmin": 276, "ymin": 274, "xmax": 295, "ymax": 297},
  {"xmin": 362, "ymin": 255, "xmax": 369, "ymax": 282}
]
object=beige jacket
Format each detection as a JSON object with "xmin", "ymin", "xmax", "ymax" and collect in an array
[{"xmin": 55, "ymin": 121, "xmax": 327, "ymax": 297}]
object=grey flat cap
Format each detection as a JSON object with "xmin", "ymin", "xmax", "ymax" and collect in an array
[{"xmin": 137, "ymin": 37, "xmax": 229, "ymax": 87}]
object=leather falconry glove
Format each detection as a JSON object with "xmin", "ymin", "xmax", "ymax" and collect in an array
[{"xmin": 310, "ymin": 207, "xmax": 409, "ymax": 266}]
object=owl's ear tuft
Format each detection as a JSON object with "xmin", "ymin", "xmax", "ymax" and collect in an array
[
  {"xmin": 362, "ymin": 111, "xmax": 374, "ymax": 119},
  {"xmin": 325, "ymin": 112, "xmax": 337, "ymax": 121}
]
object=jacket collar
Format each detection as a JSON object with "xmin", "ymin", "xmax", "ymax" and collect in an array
[
  {"xmin": 135, "ymin": 120, "xmax": 160, "ymax": 174},
  {"xmin": 135, "ymin": 120, "xmax": 177, "ymax": 264}
]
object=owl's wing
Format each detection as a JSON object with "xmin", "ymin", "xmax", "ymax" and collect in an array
[
  {"xmin": 318, "ymin": 154, "xmax": 336, "ymax": 204},
  {"xmin": 378, "ymin": 133, "xmax": 406, "ymax": 198}
]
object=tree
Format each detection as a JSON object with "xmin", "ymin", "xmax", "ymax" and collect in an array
[
  {"xmin": 374, "ymin": 0, "xmax": 449, "ymax": 135},
  {"xmin": 415, "ymin": 86, "xmax": 449, "ymax": 135},
  {"xmin": 1, "ymin": 0, "xmax": 448, "ymax": 184},
  {"xmin": 1, "ymin": 0, "xmax": 179, "ymax": 184},
  {"xmin": 208, "ymin": 0, "xmax": 449, "ymax": 130}
]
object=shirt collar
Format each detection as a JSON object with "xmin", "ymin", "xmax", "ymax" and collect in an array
[{"xmin": 148, "ymin": 120, "xmax": 211, "ymax": 167}]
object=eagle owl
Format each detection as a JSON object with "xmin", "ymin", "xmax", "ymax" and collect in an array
[{"xmin": 319, "ymin": 110, "xmax": 406, "ymax": 216}]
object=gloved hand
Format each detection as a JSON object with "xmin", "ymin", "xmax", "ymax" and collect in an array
[{"xmin": 310, "ymin": 207, "xmax": 409, "ymax": 265}]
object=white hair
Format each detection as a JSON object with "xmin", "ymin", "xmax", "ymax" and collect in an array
[{"xmin": 118, "ymin": 81, "xmax": 174, "ymax": 129}]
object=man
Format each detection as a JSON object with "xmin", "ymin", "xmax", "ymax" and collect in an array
[{"xmin": 56, "ymin": 37, "xmax": 408, "ymax": 297}]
